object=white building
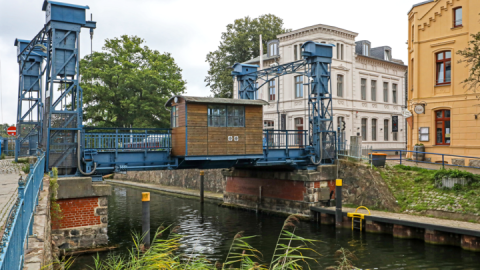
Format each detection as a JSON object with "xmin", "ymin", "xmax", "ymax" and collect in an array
[{"xmin": 233, "ymin": 24, "xmax": 408, "ymax": 151}]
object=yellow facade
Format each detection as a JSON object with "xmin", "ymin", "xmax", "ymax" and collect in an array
[{"xmin": 408, "ymin": 0, "xmax": 480, "ymax": 164}]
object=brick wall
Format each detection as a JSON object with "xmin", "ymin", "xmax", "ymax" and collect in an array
[{"xmin": 52, "ymin": 197, "xmax": 102, "ymax": 229}]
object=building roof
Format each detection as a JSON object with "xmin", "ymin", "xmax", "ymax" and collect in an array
[
  {"xmin": 243, "ymin": 54, "xmax": 278, "ymax": 65},
  {"xmin": 356, "ymin": 54, "xmax": 407, "ymax": 68},
  {"xmin": 408, "ymin": 0, "xmax": 434, "ymax": 14},
  {"xmin": 42, "ymin": 0, "xmax": 90, "ymax": 11},
  {"xmin": 165, "ymin": 96, "xmax": 269, "ymax": 109}
]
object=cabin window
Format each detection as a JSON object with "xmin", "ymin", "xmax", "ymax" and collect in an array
[
  {"xmin": 436, "ymin": 51, "xmax": 451, "ymax": 85},
  {"xmin": 208, "ymin": 105, "xmax": 227, "ymax": 127},
  {"xmin": 171, "ymin": 106, "xmax": 178, "ymax": 128},
  {"xmin": 208, "ymin": 105, "xmax": 245, "ymax": 127},
  {"xmin": 227, "ymin": 106, "xmax": 245, "ymax": 127}
]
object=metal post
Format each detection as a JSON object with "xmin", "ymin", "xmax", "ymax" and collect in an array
[
  {"xmin": 442, "ymin": 154, "xmax": 445, "ymax": 169},
  {"xmin": 142, "ymin": 192, "xmax": 150, "ymax": 248},
  {"xmin": 200, "ymin": 171, "xmax": 204, "ymax": 204},
  {"xmin": 335, "ymin": 179, "xmax": 342, "ymax": 228},
  {"xmin": 400, "ymin": 150, "xmax": 402, "ymax": 165}
]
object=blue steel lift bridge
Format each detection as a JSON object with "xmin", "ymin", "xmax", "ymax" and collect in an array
[{"xmin": 15, "ymin": 0, "xmax": 337, "ymax": 180}]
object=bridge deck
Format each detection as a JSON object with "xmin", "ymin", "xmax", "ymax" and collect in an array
[{"xmin": 0, "ymin": 160, "xmax": 23, "ymax": 239}]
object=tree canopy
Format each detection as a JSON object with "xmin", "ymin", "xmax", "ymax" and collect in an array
[
  {"xmin": 80, "ymin": 35, "xmax": 186, "ymax": 128},
  {"xmin": 205, "ymin": 14, "xmax": 289, "ymax": 98}
]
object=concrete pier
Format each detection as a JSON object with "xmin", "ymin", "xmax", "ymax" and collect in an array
[{"xmin": 51, "ymin": 177, "xmax": 111, "ymax": 251}]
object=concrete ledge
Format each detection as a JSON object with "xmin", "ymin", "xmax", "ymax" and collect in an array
[
  {"xmin": 222, "ymin": 167, "xmax": 337, "ymax": 182},
  {"xmin": 57, "ymin": 177, "xmax": 111, "ymax": 199}
]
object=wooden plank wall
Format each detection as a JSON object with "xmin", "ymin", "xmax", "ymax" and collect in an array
[
  {"xmin": 187, "ymin": 103, "xmax": 208, "ymax": 156},
  {"xmin": 184, "ymin": 103, "xmax": 264, "ymax": 156},
  {"xmin": 245, "ymin": 105, "xmax": 263, "ymax": 154},
  {"xmin": 171, "ymin": 100, "xmax": 186, "ymax": 156}
]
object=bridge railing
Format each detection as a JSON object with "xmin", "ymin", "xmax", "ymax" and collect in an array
[
  {"xmin": 84, "ymin": 128, "xmax": 172, "ymax": 151},
  {"xmin": 263, "ymin": 130, "xmax": 308, "ymax": 149},
  {"xmin": 0, "ymin": 152, "xmax": 45, "ymax": 270}
]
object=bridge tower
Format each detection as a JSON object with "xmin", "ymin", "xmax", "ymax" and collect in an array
[
  {"xmin": 14, "ymin": 39, "xmax": 47, "ymax": 159},
  {"xmin": 40, "ymin": 0, "xmax": 96, "ymax": 174}
]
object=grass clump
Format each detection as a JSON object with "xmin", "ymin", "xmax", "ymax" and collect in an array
[{"xmin": 92, "ymin": 215, "xmax": 331, "ymax": 270}]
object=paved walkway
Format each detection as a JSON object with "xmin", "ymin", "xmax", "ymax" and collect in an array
[
  {"xmin": 0, "ymin": 159, "xmax": 24, "ymax": 239},
  {"xmin": 385, "ymin": 156, "xmax": 480, "ymax": 174},
  {"xmin": 106, "ymin": 180, "xmax": 224, "ymax": 202},
  {"xmin": 324, "ymin": 206, "xmax": 480, "ymax": 233}
]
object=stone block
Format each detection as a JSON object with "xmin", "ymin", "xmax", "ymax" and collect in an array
[
  {"xmin": 469, "ymin": 159, "xmax": 480, "ymax": 168},
  {"xmin": 101, "ymin": 216, "xmax": 108, "ymax": 223},
  {"xmin": 99, "ymin": 197, "xmax": 108, "ymax": 206},
  {"xmin": 57, "ymin": 177, "xmax": 111, "ymax": 199},
  {"xmin": 79, "ymin": 239, "xmax": 95, "ymax": 247},
  {"xmin": 95, "ymin": 207, "xmax": 108, "ymax": 215},
  {"xmin": 70, "ymin": 229, "xmax": 80, "ymax": 236},
  {"xmin": 452, "ymin": 159, "xmax": 465, "ymax": 166}
]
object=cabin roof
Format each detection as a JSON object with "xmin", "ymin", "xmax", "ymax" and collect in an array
[{"xmin": 165, "ymin": 95, "xmax": 269, "ymax": 109}]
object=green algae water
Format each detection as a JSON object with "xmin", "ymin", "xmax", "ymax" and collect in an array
[{"xmin": 71, "ymin": 184, "xmax": 480, "ymax": 269}]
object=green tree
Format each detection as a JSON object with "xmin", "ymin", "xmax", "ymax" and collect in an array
[
  {"xmin": 457, "ymin": 32, "xmax": 480, "ymax": 99},
  {"xmin": 205, "ymin": 14, "xmax": 289, "ymax": 98},
  {"xmin": 80, "ymin": 35, "xmax": 186, "ymax": 128}
]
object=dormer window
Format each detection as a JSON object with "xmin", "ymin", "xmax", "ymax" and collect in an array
[
  {"xmin": 384, "ymin": 49, "xmax": 392, "ymax": 61},
  {"xmin": 362, "ymin": 43, "xmax": 370, "ymax": 56},
  {"xmin": 268, "ymin": 40, "xmax": 279, "ymax": 57}
]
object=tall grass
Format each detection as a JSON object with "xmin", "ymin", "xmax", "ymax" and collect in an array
[{"xmin": 92, "ymin": 215, "xmax": 325, "ymax": 270}]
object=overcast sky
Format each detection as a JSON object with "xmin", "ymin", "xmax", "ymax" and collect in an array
[{"xmin": 0, "ymin": 0, "xmax": 422, "ymax": 125}]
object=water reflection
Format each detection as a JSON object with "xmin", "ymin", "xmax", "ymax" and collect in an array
[{"xmin": 71, "ymin": 185, "xmax": 480, "ymax": 270}]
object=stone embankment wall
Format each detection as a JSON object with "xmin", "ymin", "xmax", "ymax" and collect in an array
[
  {"xmin": 114, "ymin": 169, "xmax": 226, "ymax": 193},
  {"xmin": 113, "ymin": 161, "xmax": 399, "ymax": 214},
  {"xmin": 338, "ymin": 160, "xmax": 400, "ymax": 212},
  {"xmin": 23, "ymin": 177, "xmax": 53, "ymax": 269}
]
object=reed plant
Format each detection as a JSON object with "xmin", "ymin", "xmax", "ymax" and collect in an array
[{"xmin": 92, "ymin": 215, "xmax": 323, "ymax": 270}]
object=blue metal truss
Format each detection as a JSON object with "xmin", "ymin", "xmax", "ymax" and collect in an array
[
  {"xmin": 40, "ymin": 0, "xmax": 96, "ymax": 174},
  {"xmin": 14, "ymin": 37, "xmax": 47, "ymax": 159},
  {"xmin": 232, "ymin": 41, "xmax": 336, "ymax": 165}
]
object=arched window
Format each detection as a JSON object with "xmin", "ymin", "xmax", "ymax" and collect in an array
[
  {"xmin": 436, "ymin": 51, "xmax": 451, "ymax": 85},
  {"xmin": 436, "ymin": 110, "xmax": 451, "ymax": 145}
]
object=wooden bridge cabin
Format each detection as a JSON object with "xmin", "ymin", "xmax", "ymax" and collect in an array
[{"xmin": 165, "ymin": 96, "xmax": 268, "ymax": 159}]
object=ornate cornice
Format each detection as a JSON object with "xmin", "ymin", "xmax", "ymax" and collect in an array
[{"xmin": 278, "ymin": 24, "xmax": 358, "ymax": 42}]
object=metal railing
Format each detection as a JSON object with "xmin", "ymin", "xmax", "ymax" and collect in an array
[
  {"xmin": 263, "ymin": 130, "xmax": 308, "ymax": 149},
  {"xmin": 338, "ymin": 142, "xmax": 373, "ymax": 161},
  {"xmin": 371, "ymin": 149, "xmax": 480, "ymax": 170},
  {"xmin": 0, "ymin": 152, "xmax": 45, "ymax": 270},
  {"xmin": 84, "ymin": 128, "xmax": 172, "ymax": 151}
]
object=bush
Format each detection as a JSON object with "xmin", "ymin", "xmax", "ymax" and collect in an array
[
  {"xmin": 0, "ymin": 153, "xmax": 5, "ymax": 160},
  {"xmin": 21, "ymin": 164, "xmax": 30, "ymax": 174}
]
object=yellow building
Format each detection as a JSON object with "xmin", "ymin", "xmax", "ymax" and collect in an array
[{"xmin": 408, "ymin": 0, "xmax": 480, "ymax": 166}]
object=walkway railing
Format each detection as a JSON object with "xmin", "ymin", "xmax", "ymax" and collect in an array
[
  {"xmin": 84, "ymin": 128, "xmax": 172, "ymax": 151},
  {"xmin": 263, "ymin": 130, "xmax": 308, "ymax": 149},
  {"xmin": 0, "ymin": 152, "xmax": 45, "ymax": 270},
  {"xmin": 371, "ymin": 150, "xmax": 480, "ymax": 170}
]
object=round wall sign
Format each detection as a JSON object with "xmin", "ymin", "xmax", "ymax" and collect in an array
[
  {"xmin": 174, "ymin": 97, "xmax": 178, "ymax": 103},
  {"xmin": 414, "ymin": 104, "xmax": 425, "ymax": 114}
]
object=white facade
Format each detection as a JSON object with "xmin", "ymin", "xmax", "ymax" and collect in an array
[{"xmin": 233, "ymin": 24, "xmax": 408, "ymax": 150}]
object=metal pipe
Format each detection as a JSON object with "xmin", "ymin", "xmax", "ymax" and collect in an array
[
  {"xmin": 77, "ymin": 130, "xmax": 97, "ymax": 175},
  {"xmin": 142, "ymin": 192, "xmax": 150, "ymax": 248}
]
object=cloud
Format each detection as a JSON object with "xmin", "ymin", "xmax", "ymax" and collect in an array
[{"xmin": 0, "ymin": 0, "xmax": 419, "ymax": 125}]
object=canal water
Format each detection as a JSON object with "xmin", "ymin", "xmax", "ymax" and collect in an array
[{"xmin": 71, "ymin": 184, "xmax": 480, "ymax": 269}]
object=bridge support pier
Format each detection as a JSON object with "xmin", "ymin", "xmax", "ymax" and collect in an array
[
  {"xmin": 223, "ymin": 166, "xmax": 337, "ymax": 217},
  {"xmin": 51, "ymin": 177, "xmax": 111, "ymax": 252}
]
